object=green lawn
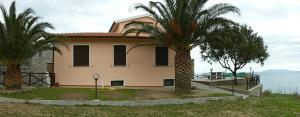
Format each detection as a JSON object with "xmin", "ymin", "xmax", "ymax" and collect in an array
[
  {"xmin": 0, "ymin": 88, "xmax": 138, "ymax": 101},
  {"xmin": 0, "ymin": 94, "xmax": 299, "ymax": 117},
  {"xmin": 0, "ymin": 88, "xmax": 231, "ymax": 101}
]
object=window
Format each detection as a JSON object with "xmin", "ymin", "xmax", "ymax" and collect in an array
[
  {"xmin": 164, "ymin": 79, "xmax": 174, "ymax": 86},
  {"xmin": 155, "ymin": 46, "xmax": 168, "ymax": 66},
  {"xmin": 111, "ymin": 80, "xmax": 124, "ymax": 86},
  {"xmin": 114, "ymin": 45, "xmax": 126, "ymax": 66},
  {"xmin": 73, "ymin": 45, "xmax": 89, "ymax": 66}
]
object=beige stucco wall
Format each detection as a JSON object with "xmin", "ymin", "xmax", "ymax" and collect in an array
[{"xmin": 54, "ymin": 38, "xmax": 175, "ymax": 87}]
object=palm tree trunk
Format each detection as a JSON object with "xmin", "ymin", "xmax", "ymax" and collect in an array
[
  {"xmin": 5, "ymin": 64, "xmax": 22, "ymax": 90},
  {"xmin": 175, "ymin": 49, "xmax": 192, "ymax": 94}
]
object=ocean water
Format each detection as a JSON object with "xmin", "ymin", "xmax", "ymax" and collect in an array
[{"xmin": 258, "ymin": 71, "xmax": 300, "ymax": 94}]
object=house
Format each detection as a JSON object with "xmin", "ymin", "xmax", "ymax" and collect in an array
[{"xmin": 54, "ymin": 15, "xmax": 177, "ymax": 87}]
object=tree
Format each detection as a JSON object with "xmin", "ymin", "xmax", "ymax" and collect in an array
[
  {"xmin": 201, "ymin": 24, "xmax": 269, "ymax": 85},
  {"xmin": 124, "ymin": 0, "xmax": 240, "ymax": 94},
  {"xmin": 0, "ymin": 1, "xmax": 64, "ymax": 90}
]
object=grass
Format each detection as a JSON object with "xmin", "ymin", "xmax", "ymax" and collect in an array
[
  {"xmin": 0, "ymin": 94, "xmax": 299, "ymax": 117},
  {"xmin": 0, "ymin": 88, "xmax": 137, "ymax": 101},
  {"xmin": 0, "ymin": 88, "xmax": 230, "ymax": 101}
]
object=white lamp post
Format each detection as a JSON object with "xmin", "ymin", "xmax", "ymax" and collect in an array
[{"xmin": 93, "ymin": 73, "xmax": 100, "ymax": 99}]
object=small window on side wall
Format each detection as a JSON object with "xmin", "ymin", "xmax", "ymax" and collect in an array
[
  {"xmin": 164, "ymin": 79, "xmax": 174, "ymax": 86},
  {"xmin": 114, "ymin": 45, "xmax": 127, "ymax": 66},
  {"xmin": 155, "ymin": 46, "xmax": 168, "ymax": 66},
  {"xmin": 111, "ymin": 80, "xmax": 124, "ymax": 86},
  {"xmin": 73, "ymin": 45, "xmax": 89, "ymax": 67}
]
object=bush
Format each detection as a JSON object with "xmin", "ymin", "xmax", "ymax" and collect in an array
[
  {"xmin": 263, "ymin": 90, "xmax": 272, "ymax": 97},
  {"xmin": 53, "ymin": 82, "xmax": 60, "ymax": 87},
  {"xmin": 292, "ymin": 92, "xmax": 300, "ymax": 98},
  {"xmin": 191, "ymin": 86, "xmax": 196, "ymax": 90}
]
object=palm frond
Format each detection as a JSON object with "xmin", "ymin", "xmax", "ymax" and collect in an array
[
  {"xmin": 123, "ymin": 0, "xmax": 240, "ymax": 51},
  {"xmin": 0, "ymin": 1, "xmax": 65, "ymax": 65}
]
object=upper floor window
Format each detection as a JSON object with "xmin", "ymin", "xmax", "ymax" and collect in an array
[
  {"xmin": 73, "ymin": 45, "xmax": 89, "ymax": 67},
  {"xmin": 114, "ymin": 45, "xmax": 126, "ymax": 66},
  {"xmin": 155, "ymin": 46, "xmax": 168, "ymax": 66}
]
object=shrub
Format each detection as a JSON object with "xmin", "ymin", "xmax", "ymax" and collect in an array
[
  {"xmin": 191, "ymin": 86, "xmax": 196, "ymax": 90},
  {"xmin": 53, "ymin": 82, "xmax": 60, "ymax": 87},
  {"xmin": 263, "ymin": 90, "xmax": 272, "ymax": 96},
  {"xmin": 292, "ymin": 92, "xmax": 300, "ymax": 98}
]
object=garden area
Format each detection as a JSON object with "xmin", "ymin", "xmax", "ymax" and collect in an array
[
  {"xmin": 0, "ymin": 87, "xmax": 231, "ymax": 101},
  {"xmin": 0, "ymin": 94, "xmax": 299, "ymax": 117}
]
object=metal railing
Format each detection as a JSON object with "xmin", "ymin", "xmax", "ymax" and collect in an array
[
  {"xmin": 0, "ymin": 72, "xmax": 55, "ymax": 87},
  {"xmin": 246, "ymin": 74, "xmax": 260, "ymax": 90},
  {"xmin": 194, "ymin": 75, "xmax": 226, "ymax": 80}
]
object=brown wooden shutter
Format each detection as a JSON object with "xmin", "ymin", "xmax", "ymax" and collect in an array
[
  {"xmin": 155, "ymin": 46, "xmax": 168, "ymax": 66},
  {"xmin": 73, "ymin": 45, "xmax": 89, "ymax": 66},
  {"xmin": 114, "ymin": 45, "xmax": 126, "ymax": 66}
]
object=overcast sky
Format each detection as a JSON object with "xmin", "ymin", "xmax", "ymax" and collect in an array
[{"xmin": 1, "ymin": 0, "xmax": 299, "ymax": 73}]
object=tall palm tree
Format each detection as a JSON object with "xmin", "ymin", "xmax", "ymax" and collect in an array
[
  {"xmin": 0, "ymin": 1, "xmax": 63, "ymax": 90},
  {"xmin": 124, "ymin": 0, "xmax": 240, "ymax": 94}
]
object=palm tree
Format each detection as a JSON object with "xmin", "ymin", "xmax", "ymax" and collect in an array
[
  {"xmin": 0, "ymin": 1, "xmax": 63, "ymax": 90},
  {"xmin": 124, "ymin": 0, "xmax": 240, "ymax": 94}
]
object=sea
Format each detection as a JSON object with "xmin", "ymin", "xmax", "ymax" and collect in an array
[{"xmin": 258, "ymin": 70, "xmax": 300, "ymax": 94}]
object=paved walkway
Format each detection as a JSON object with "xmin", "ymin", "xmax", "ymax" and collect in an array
[
  {"xmin": 0, "ymin": 96, "xmax": 242, "ymax": 106},
  {"xmin": 192, "ymin": 82, "xmax": 249, "ymax": 99}
]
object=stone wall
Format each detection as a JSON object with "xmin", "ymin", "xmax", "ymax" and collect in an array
[
  {"xmin": 0, "ymin": 50, "xmax": 53, "ymax": 87},
  {"xmin": 0, "ymin": 50, "xmax": 52, "ymax": 73}
]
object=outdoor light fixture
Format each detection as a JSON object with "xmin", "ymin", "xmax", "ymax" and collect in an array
[{"xmin": 93, "ymin": 73, "xmax": 100, "ymax": 99}]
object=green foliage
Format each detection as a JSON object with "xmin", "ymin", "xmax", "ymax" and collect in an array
[
  {"xmin": 0, "ymin": 1, "xmax": 64, "ymax": 66},
  {"xmin": 124, "ymin": 0, "xmax": 240, "ymax": 51},
  {"xmin": 201, "ymin": 24, "xmax": 269, "ymax": 76},
  {"xmin": 263, "ymin": 90, "xmax": 272, "ymax": 97}
]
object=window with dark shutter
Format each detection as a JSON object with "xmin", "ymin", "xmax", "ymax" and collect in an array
[
  {"xmin": 114, "ymin": 45, "xmax": 126, "ymax": 66},
  {"xmin": 73, "ymin": 45, "xmax": 89, "ymax": 67},
  {"xmin": 155, "ymin": 46, "xmax": 168, "ymax": 66}
]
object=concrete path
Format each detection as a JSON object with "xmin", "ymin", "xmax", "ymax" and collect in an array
[
  {"xmin": 0, "ymin": 96, "xmax": 242, "ymax": 106},
  {"xmin": 192, "ymin": 82, "xmax": 249, "ymax": 99}
]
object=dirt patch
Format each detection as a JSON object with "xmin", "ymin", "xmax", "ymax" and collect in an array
[
  {"xmin": 135, "ymin": 89, "xmax": 218, "ymax": 100},
  {"xmin": 135, "ymin": 90, "xmax": 175, "ymax": 100},
  {"xmin": 59, "ymin": 93, "xmax": 89, "ymax": 100},
  {"xmin": 218, "ymin": 110, "xmax": 261, "ymax": 117},
  {"xmin": 0, "ymin": 88, "xmax": 34, "ymax": 94}
]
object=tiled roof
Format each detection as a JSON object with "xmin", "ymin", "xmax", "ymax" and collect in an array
[
  {"xmin": 57, "ymin": 32, "xmax": 122, "ymax": 37},
  {"xmin": 56, "ymin": 32, "xmax": 149, "ymax": 38}
]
